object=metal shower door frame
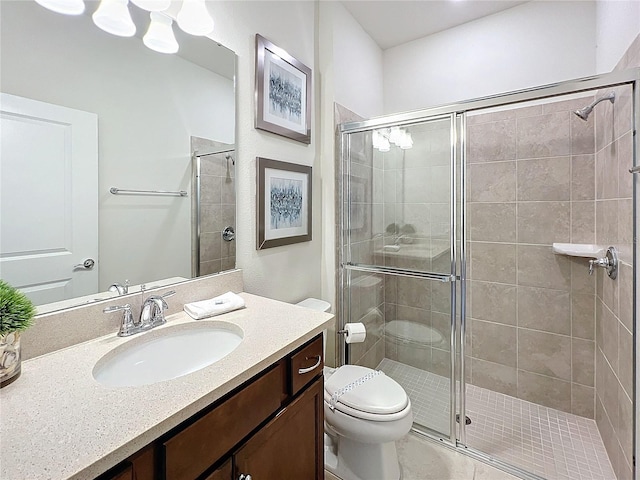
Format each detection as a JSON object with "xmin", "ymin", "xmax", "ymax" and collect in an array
[
  {"xmin": 339, "ymin": 112, "xmax": 460, "ymax": 444},
  {"xmin": 339, "ymin": 67, "xmax": 640, "ymax": 480}
]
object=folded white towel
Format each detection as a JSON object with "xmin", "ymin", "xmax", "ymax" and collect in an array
[{"xmin": 183, "ymin": 291, "xmax": 246, "ymax": 320}]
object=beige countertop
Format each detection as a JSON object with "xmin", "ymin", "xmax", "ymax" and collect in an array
[{"xmin": 0, "ymin": 293, "xmax": 334, "ymax": 480}]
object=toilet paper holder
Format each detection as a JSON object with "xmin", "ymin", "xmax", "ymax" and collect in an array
[{"xmin": 337, "ymin": 322, "xmax": 367, "ymax": 344}]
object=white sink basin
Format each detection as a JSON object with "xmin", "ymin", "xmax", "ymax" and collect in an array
[{"xmin": 93, "ymin": 321, "xmax": 243, "ymax": 387}]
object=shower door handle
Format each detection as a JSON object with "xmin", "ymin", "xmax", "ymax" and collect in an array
[{"xmin": 629, "ymin": 165, "xmax": 640, "ymax": 174}]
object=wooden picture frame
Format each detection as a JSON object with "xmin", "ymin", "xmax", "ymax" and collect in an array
[
  {"xmin": 256, "ymin": 157, "xmax": 312, "ymax": 250},
  {"xmin": 255, "ymin": 34, "xmax": 311, "ymax": 144}
]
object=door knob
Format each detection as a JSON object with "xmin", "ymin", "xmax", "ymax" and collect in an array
[
  {"xmin": 73, "ymin": 258, "xmax": 95, "ymax": 270},
  {"xmin": 238, "ymin": 475, "xmax": 252, "ymax": 480}
]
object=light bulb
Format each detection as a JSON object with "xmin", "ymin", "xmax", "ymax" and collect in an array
[
  {"xmin": 399, "ymin": 132, "xmax": 413, "ymax": 149},
  {"xmin": 143, "ymin": 12, "xmax": 179, "ymax": 54},
  {"xmin": 131, "ymin": 0, "xmax": 170, "ymax": 11},
  {"xmin": 35, "ymin": 0, "xmax": 85, "ymax": 15},
  {"xmin": 177, "ymin": 0, "xmax": 214, "ymax": 36},
  {"xmin": 92, "ymin": 0, "xmax": 136, "ymax": 37},
  {"xmin": 388, "ymin": 127, "xmax": 402, "ymax": 145}
]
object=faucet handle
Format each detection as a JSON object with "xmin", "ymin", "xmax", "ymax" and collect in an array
[{"xmin": 103, "ymin": 304, "xmax": 136, "ymax": 337}]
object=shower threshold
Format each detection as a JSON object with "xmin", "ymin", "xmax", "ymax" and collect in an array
[{"xmin": 378, "ymin": 359, "xmax": 614, "ymax": 480}]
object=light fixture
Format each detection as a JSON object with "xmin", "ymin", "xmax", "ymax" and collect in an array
[
  {"xmin": 378, "ymin": 136, "xmax": 391, "ymax": 152},
  {"xmin": 399, "ymin": 132, "xmax": 413, "ymax": 150},
  {"xmin": 34, "ymin": 0, "xmax": 85, "ymax": 15},
  {"xmin": 34, "ymin": 0, "xmax": 212, "ymax": 55},
  {"xmin": 130, "ymin": 0, "xmax": 170, "ymax": 12},
  {"xmin": 143, "ymin": 12, "xmax": 179, "ymax": 54},
  {"xmin": 92, "ymin": 0, "xmax": 136, "ymax": 37},
  {"xmin": 177, "ymin": 0, "xmax": 214, "ymax": 36},
  {"xmin": 372, "ymin": 127, "xmax": 413, "ymax": 152}
]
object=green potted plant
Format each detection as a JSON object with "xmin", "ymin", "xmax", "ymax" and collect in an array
[{"xmin": 0, "ymin": 280, "xmax": 35, "ymax": 387}]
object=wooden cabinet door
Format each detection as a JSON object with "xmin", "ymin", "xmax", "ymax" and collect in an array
[
  {"xmin": 102, "ymin": 464, "xmax": 133, "ymax": 480},
  {"xmin": 204, "ymin": 459, "xmax": 232, "ymax": 480},
  {"xmin": 234, "ymin": 377, "xmax": 324, "ymax": 480}
]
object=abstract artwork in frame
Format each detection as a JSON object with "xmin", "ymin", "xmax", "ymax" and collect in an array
[
  {"xmin": 255, "ymin": 34, "xmax": 312, "ymax": 144},
  {"xmin": 256, "ymin": 157, "xmax": 312, "ymax": 250}
]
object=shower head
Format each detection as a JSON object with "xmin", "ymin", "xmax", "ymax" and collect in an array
[{"xmin": 573, "ymin": 91, "xmax": 615, "ymax": 121}]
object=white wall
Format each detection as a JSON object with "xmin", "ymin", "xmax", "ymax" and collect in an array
[
  {"xmin": 317, "ymin": 2, "xmax": 384, "ymax": 316},
  {"xmin": 204, "ymin": 1, "xmax": 322, "ymax": 303},
  {"xmin": 1, "ymin": 1, "xmax": 234, "ymax": 291},
  {"xmin": 332, "ymin": 2, "xmax": 384, "ymax": 119},
  {"xmin": 383, "ymin": 1, "xmax": 597, "ymax": 113},
  {"xmin": 595, "ymin": 0, "xmax": 640, "ymax": 72}
]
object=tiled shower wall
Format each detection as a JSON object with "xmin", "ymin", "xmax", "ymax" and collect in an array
[
  {"xmin": 593, "ymin": 34, "xmax": 638, "ymax": 480},
  {"xmin": 466, "ymin": 97, "xmax": 598, "ymax": 418}
]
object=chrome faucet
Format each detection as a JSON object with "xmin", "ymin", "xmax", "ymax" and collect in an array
[
  {"xmin": 103, "ymin": 289, "xmax": 176, "ymax": 337},
  {"xmin": 394, "ymin": 234, "xmax": 407, "ymax": 245},
  {"xmin": 108, "ymin": 280, "xmax": 129, "ymax": 295},
  {"xmin": 140, "ymin": 293, "xmax": 173, "ymax": 328}
]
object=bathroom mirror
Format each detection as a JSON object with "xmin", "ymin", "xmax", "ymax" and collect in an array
[{"xmin": 0, "ymin": 0, "xmax": 236, "ymax": 313}]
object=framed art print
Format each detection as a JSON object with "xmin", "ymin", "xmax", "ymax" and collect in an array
[
  {"xmin": 255, "ymin": 34, "xmax": 312, "ymax": 144},
  {"xmin": 256, "ymin": 157, "xmax": 312, "ymax": 249}
]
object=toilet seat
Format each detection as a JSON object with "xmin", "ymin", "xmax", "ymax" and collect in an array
[{"xmin": 324, "ymin": 365, "xmax": 409, "ymax": 421}]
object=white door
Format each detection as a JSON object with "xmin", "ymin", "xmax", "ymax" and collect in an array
[{"xmin": 0, "ymin": 93, "xmax": 98, "ymax": 305}]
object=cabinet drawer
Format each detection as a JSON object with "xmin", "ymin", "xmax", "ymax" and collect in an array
[
  {"xmin": 163, "ymin": 361, "xmax": 285, "ymax": 480},
  {"xmin": 289, "ymin": 335, "xmax": 323, "ymax": 396}
]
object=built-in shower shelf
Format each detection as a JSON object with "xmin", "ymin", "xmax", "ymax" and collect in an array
[{"xmin": 552, "ymin": 243, "xmax": 604, "ymax": 259}]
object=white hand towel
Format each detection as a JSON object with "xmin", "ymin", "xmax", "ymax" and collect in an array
[{"xmin": 183, "ymin": 291, "xmax": 246, "ymax": 320}]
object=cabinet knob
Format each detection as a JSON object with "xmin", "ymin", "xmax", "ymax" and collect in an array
[{"xmin": 238, "ymin": 475, "xmax": 252, "ymax": 480}]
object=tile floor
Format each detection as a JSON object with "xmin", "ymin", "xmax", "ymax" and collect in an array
[
  {"xmin": 378, "ymin": 359, "xmax": 616, "ymax": 480},
  {"xmin": 325, "ymin": 432, "xmax": 520, "ymax": 480}
]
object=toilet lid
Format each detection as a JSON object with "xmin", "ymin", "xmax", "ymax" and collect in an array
[{"xmin": 324, "ymin": 365, "xmax": 408, "ymax": 416}]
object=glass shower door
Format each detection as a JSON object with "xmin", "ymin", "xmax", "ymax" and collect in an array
[{"xmin": 341, "ymin": 114, "xmax": 458, "ymax": 441}]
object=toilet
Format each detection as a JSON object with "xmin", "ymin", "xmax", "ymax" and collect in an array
[{"xmin": 296, "ymin": 298, "xmax": 413, "ymax": 480}]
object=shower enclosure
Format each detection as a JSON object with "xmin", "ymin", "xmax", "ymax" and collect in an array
[{"xmin": 338, "ymin": 69, "xmax": 638, "ymax": 480}]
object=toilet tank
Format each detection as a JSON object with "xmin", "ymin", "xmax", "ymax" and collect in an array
[
  {"xmin": 295, "ymin": 298, "xmax": 332, "ymax": 368},
  {"xmin": 296, "ymin": 298, "xmax": 331, "ymax": 313}
]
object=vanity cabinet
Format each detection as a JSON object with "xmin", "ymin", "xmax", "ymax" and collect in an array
[
  {"xmin": 98, "ymin": 334, "xmax": 324, "ymax": 480},
  {"xmin": 233, "ymin": 377, "xmax": 323, "ymax": 479}
]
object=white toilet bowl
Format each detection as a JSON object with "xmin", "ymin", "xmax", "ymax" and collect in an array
[
  {"xmin": 323, "ymin": 365, "xmax": 413, "ymax": 480},
  {"xmin": 295, "ymin": 298, "xmax": 413, "ymax": 480}
]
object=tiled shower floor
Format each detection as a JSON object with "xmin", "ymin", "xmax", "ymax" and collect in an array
[{"xmin": 378, "ymin": 359, "xmax": 615, "ymax": 480}]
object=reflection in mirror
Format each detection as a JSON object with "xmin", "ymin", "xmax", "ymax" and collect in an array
[{"xmin": 0, "ymin": 0, "xmax": 236, "ymax": 313}]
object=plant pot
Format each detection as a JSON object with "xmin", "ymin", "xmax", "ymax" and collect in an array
[{"xmin": 0, "ymin": 331, "xmax": 22, "ymax": 387}]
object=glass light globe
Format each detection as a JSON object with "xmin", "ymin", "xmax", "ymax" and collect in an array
[
  {"xmin": 131, "ymin": 0, "xmax": 170, "ymax": 12},
  {"xmin": 35, "ymin": 0, "xmax": 85, "ymax": 15},
  {"xmin": 399, "ymin": 132, "xmax": 413, "ymax": 149},
  {"xmin": 378, "ymin": 137, "xmax": 391, "ymax": 153},
  {"xmin": 388, "ymin": 127, "xmax": 402, "ymax": 145},
  {"xmin": 177, "ymin": 0, "xmax": 214, "ymax": 36},
  {"xmin": 143, "ymin": 12, "xmax": 179, "ymax": 54},
  {"xmin": 92, "ymin": 0, "xmax": 136, "ymax": 37}
]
